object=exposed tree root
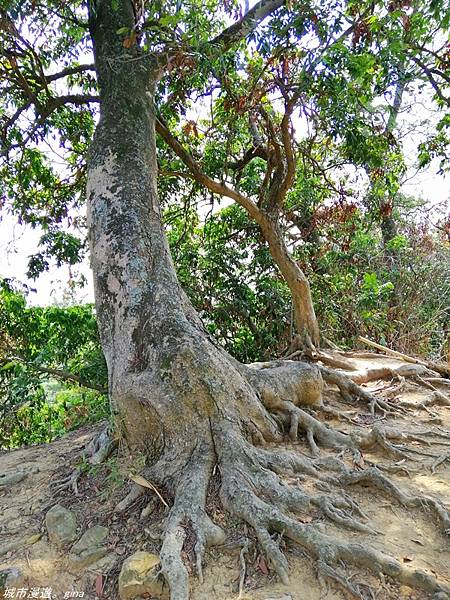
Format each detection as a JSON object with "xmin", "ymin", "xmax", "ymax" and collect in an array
[
  {"xmin": 115, "ymin": 481, "xmax": 144, "ymax": 512},
  {"xmin": 318, "ymin": 366, "xmax": 403, "ymax": 416},
  {"xmin": 51, "ymin": 425, "xmax": 116, "ymax": 495},
  {"xmin": 113, "ymin": 417, "xmax": 450, "ymax": 599},
  {"xmin": 216, "ymin": 430, "xmax": 450, "ymax": 600},
  {"xmin": 256, "ymin": 387, "xmax": 443, "ymax": 464},
  {"xmin": 52, "ymin": 466, "xmax": 84, "ymax": 496},
  {"xmin": 425, "ymin": 378, "xmax": 450, "ymax": 389},
  {"xmin": 159, "ymin": 442, "xmax": 225, "ymax": 595},
  {"xmin": 237, "ymin": 538, "xmax": 250, "ymax": 599},
  {"xmin": 432, "ymin": 452, "xmax": 450, "ymax": 474},
  {"xmin": 357, "ymin": 336, "xmax": 450, "ymax": 379},
  {"xmin": 86, "ymin": 426, "xmax": 117, "ymax": 464},
  {"xmin": 312, "ymin": 350, "xmax": 437, "ymax": 382},
  {"xmin": 326, "ymin": 466, "xmax": 450, "ymax": 535},
  {"xmin": 318, "ymin": 560, "xmax": 380, "ymax": 600},
  {"xmin": 57, "ymin": 356, "xmax": 450, "ymax": 599}
]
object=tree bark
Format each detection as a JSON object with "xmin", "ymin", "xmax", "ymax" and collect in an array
[{"xmin": 257, "ymin": 212, "xmax": 320, "ymax": 350}]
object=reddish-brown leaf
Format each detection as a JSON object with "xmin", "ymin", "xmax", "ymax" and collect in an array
[
  {"xmin": 95, "ymin": 574, "xmax": 103, "ymax": 597},
  {"xmin": 122, "ymin": 32, "xmax": 136, "ymax": 48},
  {"xmin": 258, "ymin": 556, "xmax": 269, "ymax": 575}
]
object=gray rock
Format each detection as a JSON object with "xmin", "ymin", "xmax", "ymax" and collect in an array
[
  {"xmin": 88, "ymin": 552, "xmax": 117, "ymax": 574},
  {"xmin": 45, "ymin": 504, "xmax": 78, "ymax": 547},
  {"xmin": 0, "ymin": 567, "xmax": 25, "ymax": 589},
  {"xmin": 68, "ymin": 525, "xmax": 109, "ymax": 571},
  {"xmin": 68, "ymin": 547, "xmax": 109, "ymax": 570},
  {"xmin": 0, "ymin": 472, "xmax": 26, "ymax": 488},
  {"xmin": 0, "ymin": 533, "xmax": 42, "ymax": 557},
  {"xmin": 72, "ymin": 525, "xmax": 109, "ymax": 553},
  {"xmin": 118, "ymin": 551, "xmax": 166, "ymax": 599}
]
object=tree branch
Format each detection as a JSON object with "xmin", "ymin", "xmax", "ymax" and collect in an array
[
  {"xmin": 43, "ymin": 94, "xmax": 100, "ymax": 111},
  {"xmin": 409, "ymin": 55, "xmax": 450, "ymax": 106},
  {"xmin": 44, "ymin": 64, "xmax": 95, "ymax": 84},
  {"xmin": 155, "ymin": 117, "xmax": 262, "ymax": 222},
  {"xmin": 2, "ymin": 357, "xmax": 107, "ymax": 394},
  {"xmin": 274, "ymin": 96, "xmax": 297, "ymax": 207},
  {"xmin": 210, "ymin": 0, "xmax": 285, "ymax": 51},
  {"xmin": 228, "ymin": 145, "xmax": 268, "ymax": 171}
]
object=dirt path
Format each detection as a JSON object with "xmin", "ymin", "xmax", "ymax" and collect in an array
[{"xmin": 0, "ymin": 354, "xmax": 449, "ymax": 600}]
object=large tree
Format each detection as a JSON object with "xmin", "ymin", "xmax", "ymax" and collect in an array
[{"xmin": 1, "ymin": 1, "xmax": 450, "ymax": 599}]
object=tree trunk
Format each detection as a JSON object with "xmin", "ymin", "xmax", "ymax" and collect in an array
[
  {"xmin": 380, "ymin": 208, "xmax": 398, "ymax": 250},
  {"xmin": 370, "ymin": 61, "xmax": 406, "ymax": 259},
  {"xmin": 87, "ymin": 0, "xmax": 282, "ymax": 448},
  {"xmin": 258, "ymin": 213, "xmax": 320, "ymax": 350}
]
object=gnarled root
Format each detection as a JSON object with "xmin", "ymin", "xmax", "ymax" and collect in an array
[
  {"xmin": 258, "ymin": 392, "xmax": 443, "ymax": 465},
  {"xmin": 160, "ymin": 442, "xmax": 225, "ymax": 597},
  {"xmin": 112, "ymin": 417, "xmax": 450, "ymax": 600},
  {"xmin": 215, "ymin": 428, "xmax": 450, "ymax": 599},
  {"xmin": 319, "ymin": 366, "xmax": 402, "ymax": 415},
  {"xmin": 51, "ymin": 425, "xmax": 117, "ymax": 495},
  {"xmin": 333, "ymin": 467, "xmax": 450, "ymax": 535},
  {"xmin": 51, "ymin": 466, "xmax": 83, "ymax": 495}
]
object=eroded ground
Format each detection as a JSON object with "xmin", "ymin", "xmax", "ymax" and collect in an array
[{"xmin": 1, "ymin": 353, "xmax": 449, "ymax": 600}]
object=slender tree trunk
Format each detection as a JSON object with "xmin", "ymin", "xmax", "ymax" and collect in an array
[
  {"xmin": 154, "ymin": 120, "xmax": 321, "ymax": 351},
  {"xmin": 368, "ymin": 62, "xmax": 406, "ymax": 256},
  {"xmin": 257, "ymin": 213, "xmax": 320, "ymax": 350},
  {"xmin": 380, "ymin": 211, "xmax": 398, "ymax": 249}
]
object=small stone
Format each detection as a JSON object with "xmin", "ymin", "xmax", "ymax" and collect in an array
[
  {"xmin": 89, "ymin": 553, "xmax": 117, "ymax": 574},
  {"xmin": 0, "ymin": 472, "xmax": 26, "ymax": 488},
  {"xmin": 264, "ymin": 596, "xmax": 293, "ymax": 600},
  {"xmin": 68, "ymin": 525, "xmax": 109, "ymax": 570},
  {"xmin": 0, "ymin": 533, "xmax": 41, "ymax": 558},
  {"xmin": 0, "ymin": 567, "xmax": 25, "ymax": 590},
  {"xmin": 45, "ymin": 504, "xmax": 78, "ymax": 547},
  {"xmin": 433, "ymin": 593, "xmax": 450, "ymax": 600},
  {"xmin": 118, "ymin": 551, "xmax": 166, "ymax": 599},
  {"xmin": 68, "ymin": 546, "xmax": 109, "ymax": 570},
  {"xmin": 72, "ymin": 525, "xmax": 109, "ymax": 553}
]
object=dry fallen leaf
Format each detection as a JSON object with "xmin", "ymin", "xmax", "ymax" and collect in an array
[
  {"xmin": 129, "ymin": 473, "xmax": 169, "ymax": 507},
  {"xmin": 95, "ymin": 574, "xmax": 103, "ymax": 598},
  {"xmin": 258, "ymin": 555, "xmax": 269, "ymax": 575},
  {"xmin": 402, "ymin": 555, "xmax": 414, "ymax": 562}
]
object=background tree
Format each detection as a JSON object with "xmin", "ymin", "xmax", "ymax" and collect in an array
[{"xmin": 0, "ymin": 277, "xmax": 107, "ymax": 447}]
